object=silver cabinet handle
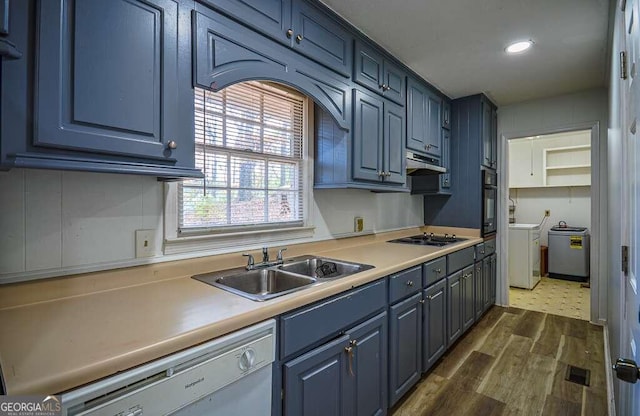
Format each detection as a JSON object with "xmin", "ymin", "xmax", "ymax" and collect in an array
[
  {"xmin": 296, "ymin": 34, "xmax": 303, "ymax": 43},
  {"xmin": 286, "ymin": 29, "xmax": 293, "ymax": 38},
  {"xmin": 407, "ymin": 280, "xmax": 414, "ymax": 287},
  {"xmin": 419, "ymin": 299, "xmax": 425, "ymax": 304},
  {"xmin": 167, "ymin": 140, "xmax": 177, "ymax": 150},
  {"xmin": 434, "ymin": 268, "xmax": 442, "ymax": 274}
]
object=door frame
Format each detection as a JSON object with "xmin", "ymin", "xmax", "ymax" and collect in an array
[{"xmin": 497, "ymin": 121, "xmax": 602, "ymax": 324}]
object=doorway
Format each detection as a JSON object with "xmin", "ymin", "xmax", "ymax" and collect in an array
[{"xmin": 499, "ymin": 124, "xmax": 600, "ymax": 324}]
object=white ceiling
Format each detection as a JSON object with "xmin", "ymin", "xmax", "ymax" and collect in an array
[{"xmin": 321, "ymin": 0, "xmax": 611, "ymax": 106}]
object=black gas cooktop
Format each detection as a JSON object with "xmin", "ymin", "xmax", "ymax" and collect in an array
[{"xmin": 388, "ymin": 233, "xmax": 467, "ymax": 247}]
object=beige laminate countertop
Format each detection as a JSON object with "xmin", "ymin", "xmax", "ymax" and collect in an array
[{"xmin": 0, "ymin": 226, "xmax": 485, "ymax": 396}]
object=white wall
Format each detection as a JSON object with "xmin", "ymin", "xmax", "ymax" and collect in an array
[
  {"xmin": 508, "ymin": 187, "xmax": 591, "ymax": 246},
  {"xmin": 0, "ymin": 169, "xmax": 424, "ymax": 281},
  {"xmin": 497, "ymin": 87, "xmax": 609, "ymax": 323}
]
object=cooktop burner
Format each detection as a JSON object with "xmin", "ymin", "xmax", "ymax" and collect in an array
[{"xmin": 388, "ymin": 233, "xmax": 467, "ymax": 247}]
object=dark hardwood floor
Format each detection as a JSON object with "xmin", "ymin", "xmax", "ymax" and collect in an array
[{"xmin": 391, "ymin": 306, "xmax": 608, "ymax": 416}]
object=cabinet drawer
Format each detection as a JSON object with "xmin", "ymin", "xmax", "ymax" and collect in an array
[
  {"xmin": 280, "ymin": 279, "xmax": 387, "ymax": 359},
  {"xmin": 475, "ymin": 243, "xmax": 486, "ymax": 259},
  {"xmin": 447, "ymin": 247, "xmax": 475, "ymax": 274},
  {"xmin": 484, "ymin": 238, "xmax": 496, "ymax": 255},
  {"xmin": 423, "ymin": 257, "xmax": 446, "ymax": 287},
  {"xmin": 389, "ymin": 266, "xmax": 421, "ymax": 304}
]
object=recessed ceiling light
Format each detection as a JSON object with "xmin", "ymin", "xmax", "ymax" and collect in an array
[{"xmin": 505, "ymin": 40, "xmax": 533, "ymax": 54}]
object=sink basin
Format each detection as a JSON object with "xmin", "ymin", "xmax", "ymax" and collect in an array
[
  {"xmin": 278, "ymin": 256, "xmax": 375, "ymax": 279},
  {"xmin": 193, "ymin": 268, "xmax": 316, "ymax": 302},
  {"xmin": 192, "ymin": 255, "xmax": 375, "ymax": 301}
]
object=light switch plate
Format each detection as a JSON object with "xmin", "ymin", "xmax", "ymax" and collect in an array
[{"xmin": 135, "ymin": 229, "xmax": 156, "ymax": 258}]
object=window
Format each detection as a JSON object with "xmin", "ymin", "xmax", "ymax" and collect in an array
[{"xmin": 179, "ymin": 81, "xmax": 306, "ymax": 235}]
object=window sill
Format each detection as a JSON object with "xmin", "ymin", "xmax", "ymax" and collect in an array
[{"xmin": 163, "ymin": 226, "xmax": 316, "ymax": 256}]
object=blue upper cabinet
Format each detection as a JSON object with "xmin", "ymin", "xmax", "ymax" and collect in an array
[
  {"xmin": 198, "ymin": 0, "xmax": 292, "ymax": 45},
  {"xmin": 352, "ymin": 89, "xmax": 406, "ymax": 187},
  {"xmin": 14, "ymin": 0, "xmax": 201, "ymax": 178},
  {"xmin": 354, "ymin": 40, "xmax": 406, "ymax": 105},
  {"xmin": 201, "ymin": 0, "xmax": 352, "ymax": 77},
  {"xmin": 442, "ymin": 99, "xmax": 451, "ymax": 130},
  {"xmin": 0, "ymin": 0, "xmax": 21, "ymax": 59},
  {"xmin": 292, "ymin": 0, "xmax": 352, "ymax": 77},
  {"xmin": 406, "ymin": 76, "xmax": 442, "ymax": 158},
  {"xmin": 481, "ymin": 96, "xmax": 498, "ymax": 169}
]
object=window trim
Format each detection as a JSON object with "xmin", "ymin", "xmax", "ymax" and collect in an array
[{"xmin": 163, "ymin": 86, "xmax": 315, "ymax": 256}]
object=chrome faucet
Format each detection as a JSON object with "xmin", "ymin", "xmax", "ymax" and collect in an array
[{"xmin": 243, "ymin": 247, "xmax": 287, "ymax": 270}]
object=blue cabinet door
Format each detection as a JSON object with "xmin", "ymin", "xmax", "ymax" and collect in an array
[
  {"xmin": 35, "ymin": 0, "xmax": 190, "ymax": 163},
  {"xmin": 354, "ymin": 41, "xmax": 384, "ymax": 95},
  {"xmin": 425, "ymin": 89, "xmax": 442, "ymax": 158},
  {"xmin": 198, "ymin": 0, "xmax": 292, "ymax": 45},
  {"xmin": 489, "ymin": 254, "xmax": 497, "ymax": 305},
  {"xmin": 461, "ymin": 265, "xmax": 475, "ymax": 332},
  {"xmin": 382, "ymin": 60, "xmax": 405, "ymax": 105},
  {"xmin": 284, "ymin": 334, "xmax": 350, "ymax": 416},
  {"xmin": 384, "ymin": 100, "xmax": 406, "ymax": 185},
  {"xmin": 346, "ymin": 312, "xmax": 388, "ymax": 416},
  {"xmin": 441, "ymin": 129, "xmax": 451, "ymax": 189},
  {"xmin": 353, "ymin": 89, "xmax": 383, "ymax": 182},
  {"xmin": 481, "ymin": 99, "xmax": 494, "ymax": 169},
  {"xmin": 291, "ymin": 0, "xmax": 352, "ymax": 77},
  {"xmin": 442, "ymin": 100, "xmax": 451, "ymax": 129},
  {"xmin": 474, "ymin": 261, "xmax": 484, "ymax": 320},
  {"xmin": 389, "ymin": 293, "xmax": 422, "ymax": 406},
  {"xmin": 406, "ymin": 77, "xmax": 427, "ymax": 154},
  {"xmin": 447, "ymin": 271, "xmax": 463, "ymax": 345},
  {"xmin": 423, "ymin": 279, "xmax": 447, "ymax": 372},
  {"xmin": 483, "ymin": 256, "xmax": 492, "ymax": 312}
]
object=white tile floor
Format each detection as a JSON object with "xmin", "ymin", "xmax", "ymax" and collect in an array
[{"xmin": 509, "ymin": 277, "xmax": 590, "ymax": 320}]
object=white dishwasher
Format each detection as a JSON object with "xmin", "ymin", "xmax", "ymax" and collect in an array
[
  {"xmin": 61, "ymin": 319, "xmax": 275, "ymax": 416},
  {"xmin": 508, "ymin": 224, "xmax": 541, "ymax": 289}
]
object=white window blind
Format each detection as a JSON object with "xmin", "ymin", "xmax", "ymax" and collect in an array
[{"xmin": 179, "ymin": 81, "xmax": 305, "ymax": 234}]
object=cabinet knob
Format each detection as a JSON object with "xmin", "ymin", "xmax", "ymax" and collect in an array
[
  {"xmin": 425, "ymin": 144, "xmax": 431, "ymax": 150},
  {"xmin": 419, "ymin": 299, "xmax": 425, "ymax": 304},
  {"xmin": 444, "ymin": 179, "xmax": 449, "ymax": 184},
  {"xmin": 296, "ymin": 34, "xmax": 303, "ymax": 43},
  {"xmin": 377, "ymin": 171, "xmax": 383, "ymax": 177},
  {"xmin": 381, "ymin": 84, "xmax": 390, "ymax": 91},
  {"xmin": 286, "ymin": 29, "xmax": 294, "ymax": 38},
  {"xmin": 385, "ymin": 172, "xmax": 391, "ymax": 177},
  {"xmin": 407, "ymin": 280, "xmax": 414, "ymax": 287},
  {"xmin": 434, "ymin": 268, "xmax": 441, "ymax": 274},
  {"xmin": 167, "ymin": 140, "xmax": 177, "ymax": 150}
]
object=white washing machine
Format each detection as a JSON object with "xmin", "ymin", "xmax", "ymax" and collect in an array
[{"xmin": 508, "ymin": 223, "xmax": 541, "ymax": 289}]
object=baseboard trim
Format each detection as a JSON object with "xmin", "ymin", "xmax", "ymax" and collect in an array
[{"xmin": 603, "ymin": 324, "xmax": 616, "ymax": 416}]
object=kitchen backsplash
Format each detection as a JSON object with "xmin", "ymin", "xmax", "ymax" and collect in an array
[{"xmin": 0, "ymin": 169, "xmax": 423, "ymax": 282}]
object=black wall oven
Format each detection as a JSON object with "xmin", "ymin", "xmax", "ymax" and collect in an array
[{"xmin": 482, "ymin": 170, "xmax": 497, "ymax": 236}]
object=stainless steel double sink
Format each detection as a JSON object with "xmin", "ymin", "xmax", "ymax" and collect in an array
[{"xmin": 192, "ymin": 255, "xmax": 375, "ymax": 301}]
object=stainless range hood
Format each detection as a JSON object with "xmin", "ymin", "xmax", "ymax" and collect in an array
[{"xmin": 406, "ymin": 151, "xmax": 446, "ymax": 175}]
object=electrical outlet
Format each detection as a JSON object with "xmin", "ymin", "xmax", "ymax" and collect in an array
[
  {"xmin": 544, "ymin": 209, "xmax": 551, "ymax": 217},
  {"xmin": 354, "ymin": 217, "xmax": 364, "ymax": 233},
  {"xmin": 135, "ymin": 229, "xmax": 156, "ymax": 258}
]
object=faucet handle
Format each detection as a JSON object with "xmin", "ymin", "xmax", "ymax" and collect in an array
[
  {"xmin": 242, "ymin": 253, "xmax": 255, "ymax": 270},
  {"xmin": 262, "ymin": 246, "xmax": 269, "ymax": 262},
  {"xmin": 277, "ymin": 247, "xmax": 287, "ymax": 262}
]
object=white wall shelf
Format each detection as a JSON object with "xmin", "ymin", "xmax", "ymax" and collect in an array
[{"xmin": 543, "ymin": 144, "xmax": 591, "ymax": 187}]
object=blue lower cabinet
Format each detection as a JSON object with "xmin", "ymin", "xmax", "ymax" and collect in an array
[
  {"xmin": 346, "ymin": 312, "xmax": 388, "ymax": 416},
  {"xmin": 447, "ymin": 271, "xmax": 463, "ymax": 345},
  {"xmin": 283, "ymin": 311, "xmax": 388, "ymax": 416},
  {"xmin": 461, "ymin": 265, "xmax": 475, "ymax": 332},
  {"xmin": 483, "ymin": 256, "xmax": 492, "ymax": 312},
  {"xmin": 422, "ymin": 279, "xmax": 447, "ymax": 372},
  {"xmin": 389, "ymin": 292, "xmax": 422, "ymax": 406},
  {"xmin": 474, "ymin": 261, "xmax": 484, "ymax": 320},
  {"xmin": 489, "ymin": 254, "xmax": 497, "ymax": 306},
  {"xmin": 284, "ymin": 334, "xmax": 351, "ymax": 416}
]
